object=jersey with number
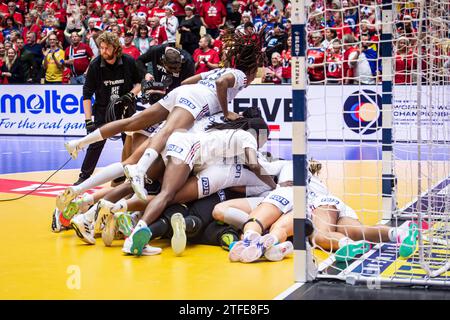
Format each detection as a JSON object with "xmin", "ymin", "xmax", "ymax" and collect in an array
[
  {"xmin": 326, "ymin": 51, "xmax": 343, "ymax": 79},
  {"xmin": 198, "ymin": 68, "xmax": 248, "ymax": 103},
  {"xmin": 307, "ymin": 48, "xmax": 325, "ymax": 81}
]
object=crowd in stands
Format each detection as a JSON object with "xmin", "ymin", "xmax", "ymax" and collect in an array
[
  {"xmin": 0, "ymin": 0, "xmax": 448, "ymax": 85},
  {"xmin": 305, "ymin": 0, "xmax": 450, "ymax": 85},
  {"xmin": 0, "ymin": 0, "xmax": 292, "ymax": 85}
]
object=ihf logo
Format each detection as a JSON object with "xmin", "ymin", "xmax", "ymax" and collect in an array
[{"xmin": 343, "ymin": 90, "xmax": 382, "ymax": 135}]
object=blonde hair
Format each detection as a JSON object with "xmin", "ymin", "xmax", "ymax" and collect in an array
[
  {"xmin": 5, "ymin": 48, "xmax": 17, "ymax": 70},
  {"xmin": 96, "ymin": 31, "xmax": 123, "ymax": 58},
  {"xmin": 308, "ymin": 159, "xmax": 322, "ymax": 176}
]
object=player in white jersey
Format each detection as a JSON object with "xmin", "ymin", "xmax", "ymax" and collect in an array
[
  {"xmin": 123, "ymin": 116, "xmax": 277, "ymax": 256},
  {"xmin": 63, "ymin": 33, "xmax": 266, "ymax": 202},
  {"xmin": 214, "ymin": 160, "xmax": 419, "ymax": 263}
]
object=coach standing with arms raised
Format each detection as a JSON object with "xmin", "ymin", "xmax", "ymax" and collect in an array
[{"xmin": 74, "ymin": 32, "xmax": 142, "ymax": 185}]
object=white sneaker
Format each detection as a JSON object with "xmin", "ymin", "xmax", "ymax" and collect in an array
[
  {"xmin": 170, "ymin": 213, "xmax": 187, "ymax": 256},
  {"xmin": 122, "ymin": 236, "xmax": 161, "ymax": 256},
  {"xmin": 123, "ymin": 164, "xmax": 147, "ymax": 201},
  {"xmin": 65, "ymin": 140, "xmax": 81, "ymax": 160},
  {"xmin": 56, "ymin": 186, "xmax": 78, "ymax": 212},
  {"xmin": 228, "ymin": 232, "xmax": 261, "ymax": 262},
  {"xmin": 240, "ymin": 234, "xmax": 276, "ymax": 263},
  {"xmin": 95, "ymin": 199, "xmax": 113, "ymax": 234},
  {"xmin": 71, "ymin": 214, "xmax": 95, "ymax": 244},
  {"xmin": 264, "ymin": 241, "xmax": 294, "ymax": 261},
  {"xmin": 51, "ymin": 208, "xmax": 63, "ymax": 233},
  {"xmin": 102, "ymin": 214, "xmax": 117, "ymax": 247}
]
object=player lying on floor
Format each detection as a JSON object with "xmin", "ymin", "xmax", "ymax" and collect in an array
[
  {"xmin": 63, "ymin": 31, "xmax": 266, "ymax": 202},
  {"xmin": 212, "ymin": 160, "xmax": 419, "ymax": 263},
  {"xmin": 121, "ymin": 115, "xmax": 276, "ymax": 256}
]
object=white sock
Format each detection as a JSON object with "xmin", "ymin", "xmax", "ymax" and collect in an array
[
  {"xmin": 84, "ymin": 203, "xmax": 100, "ymax": 223},
  {"xmin": 388, "ymin": 227, "xmax": 409, "ymax": 243},
  {"xmin": 112, "ymin": 199, "xmax": 128, "ymax": 213},
  {"xmin": 223, "ymin": 207, "xmax": 249, "ymax": 229},
  {"xmin": 130, "ymin": 219, "xmax": 148, "ymax": 237},
  {"xmin": 74, "ymin": 162, "xmax": 124, "ymax": 194},
  {"xmin": 82, "ymin": 193, "xmax": 94, "ymax": 206},
  {"xmin": 136, "ymin": 148, "xmax": 158, "ymax": 174},
  {"xmin": 78, "ymin": 129, "xmax": 104, "ymax": 149},
  {"xmin": 338, "ymin": 236, "xmax": 354, "ymax": 248}
]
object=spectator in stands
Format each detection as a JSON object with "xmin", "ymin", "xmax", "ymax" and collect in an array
[
  {"xmin": 354, "ymin": 33, "xmax": 381, "ymax": 84},
  {"xmin": 200, "ymin": 0, "xmax": 227, "ymax": 39},
  {"xmin": 64, "ymin": 31, "xmax": 94, "ymax": 84},
  {"xmin": 88, "ymin": 26, "xmax": 102, "ymax": 57},
  {"xmin": 265, "ymin": 22, "xmax": 288, "ymax": 61},
  {"xmin": 5, "ymin": 1, "xmax": 23, "ymax": 25},
  {"xmin": 307, "ymin": 31, "xmax": 326, "ymax": 83},
  {"xmin": 24, "ymin": 32, "xmax": 44, "ymax": 82},
  {"xmin": 281, "ymin": 35, "xmax": 292, "ymax": 84},
  {"xmin": 1, "ymin": 47, "xmax": 24, "ymax": 83},
  {"xmin": 16, "ymin": 37, "xmax": 36, "ymax": 83},
  {"xmin": 342, "ymin": 33, "xmax": 359, "ymax": 84},
  {"xmin": 193, "ymin": 34, "xmax": 220, "ymax": 74},
  {"xmin": 148, "ymin": 16, "xmax": 168, "ymax": 45},
  {"xmin": 228, "ymin": 1, "xmax": 242, "ymax": 28},
  {"xmin": 322, "ymin": 28, "xmax": 338, "ymax": 51},
  {"xmin": 2, "ymin": 16, "xmax": 19, "ymax": 41},
  {"xmin": 0, "ymin": 42, "xmax": 6, "ymax": 66},
  {"xmin": 111, "ymin": 24, "xmax": 125, "ymax": 45},
  {"xmin": 148, "ymin": 0, "xmax": 166, "ymax": 19},
  {"xmin": 64, "ymin": 17, "xmax": 86, "ymax": 44},
  {"xmin": 262, "ymin": 51, "xmax": 283, "ymax": 84},
  {"xmin": 122, "ymin": 30, "xmax": 141, "ymax": 60},
  {"xmin": 394, "ymin": 37, "xmax": 415, "ymax": 84},
  {"xmin": 325, "ymin": 39, "xmax": 344, "ymax": 84},
  {"xmin": 179, "ymin": 4, "xmax": 202, "ymax": 56},
  {"xmin": 133, "ymin": 24, "xmax": 153, "ymax": 55},
  {"xmin": 42, "ymin": 34, "xmax": 65, "ymax": 84},
  {"xmin": 160, "ymin": 4, "xmax": 179, "ymax": 47}
]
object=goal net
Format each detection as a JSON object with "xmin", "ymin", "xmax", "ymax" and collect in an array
[{"xmin": 293, "ymin": 0, "xmax": 450, "ymax": 286}]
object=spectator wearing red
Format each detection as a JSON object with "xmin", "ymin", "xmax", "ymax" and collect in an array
[
  {"xmin": 193, "ymin": 34, "xmax": 220, "ymax": 74},
  {"xmin": 262, "ymin": 52, "xmax": 283, "ymax": 84},
  {"xmin": 170, "ymin": 0, "xmax": 188, "ymax": 23},
  {"xmin": 122, "ymin": 31, "xmax": 141, "ymax": 60},
  {"xmin": 64, "ymin": 31, "xmax": 93, "ymax": 84},
  {"xmin": 200, "ymin": 0, "xmax": 227, "ymax": 39},
  {"xmin": 2, "ymin": 16, "xmax": 20, "ymax": 41},
  {"xmin": 4, "ymin": 1, "xmax": 23, "ymax": 25},
  {"xmin": 325, "ymin": 39, "xmax": 344, "ymax": 84},
  {"xmin": 22, "ymin": 13, "xmax": 41, "ymax": 44},
  {"xmin": 306, "ymin": 31, "xmax": 326, "ymax": 83},
  {"xmin": 342, "ymin": 33, "xmax": 359, "ymax": 84},
  {"xmin": 148, "ymin": 16, "xmax": 168, "ymax": 45},
  {"xmin": 329, "ymin": 11, "xmax": 352, "ymax": 40},
  {"xmin": 394, "ymin": 37, "xmax": 415, "ymax": 84},
  {"xmin": 149, "ymin": 0, "xmax": 167, "ymax": 19},
  {"xmin": 281, "ymin": 35, "xmax": 292, "ymax": 84}
]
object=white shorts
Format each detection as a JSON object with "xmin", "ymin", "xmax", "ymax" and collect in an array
[
  {"xmin": 165, "ymin": 131, "xmax": 200, "ymax": 170},
  {"xmin": 195, "ymin": 164, "xmax": 269, "ymax": 199},
  {"xmin": 158, "ymin": 84, "xmax": 219, "ymax": 120},
  {"xmin": 262, "ymin": 186, "xmax": 293, "ymax": 214},
  {"xmin": 246, "ymin": 197, "xmax": 265, "ymax": 210},
  {"xmin": 311, "ymin": 195, "xmax": 359, "ymax": 220}
]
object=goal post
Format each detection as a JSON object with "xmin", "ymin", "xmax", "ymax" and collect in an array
[{"xmin": 293, "ymin": 0, "xmax": 450, "ymax": 286}]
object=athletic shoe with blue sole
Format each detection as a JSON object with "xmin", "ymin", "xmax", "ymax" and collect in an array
[
  {"xmin": 399, "ymin": 222, "xmax": 419, "ymax": 258},
  {"xmin": 130, "ymin": 227, "xmax": 152, "ymax": 256},
  {"xmin": 335, "ymin": 240, "xmax": 372, "ymax": 262}
]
